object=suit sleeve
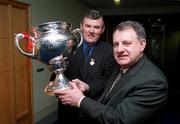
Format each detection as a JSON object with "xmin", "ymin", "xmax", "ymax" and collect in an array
[{"xmin": 79, "ymin": 79, "xmax": 168, "ymax": 124}]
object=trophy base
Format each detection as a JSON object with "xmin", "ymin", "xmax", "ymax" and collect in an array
[
  {"xmin": 44, "ymin": 84, "xmax": 71, "ymax": 96},
  {"xmin": 44, "ymin": 73, "xmax": 71, "ymax": 96}
]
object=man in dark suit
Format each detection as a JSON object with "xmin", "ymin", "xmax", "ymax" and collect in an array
[
  {"xmin": 51, "ymin": 9, "xmax": 117, "ymax": 124},
  {"xmin": 54, "ymin": 20, "xmax": 168, "ymax": 124}
]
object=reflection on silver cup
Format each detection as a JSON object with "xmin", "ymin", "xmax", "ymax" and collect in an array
[{"xmin": 14, "ymin": 21, "xmax": 83, "ymax": 96}]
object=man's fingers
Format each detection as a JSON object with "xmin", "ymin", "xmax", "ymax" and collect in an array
[{"xmin": 53, "ymin": 89, "xmax": 67, "ymax": 95}]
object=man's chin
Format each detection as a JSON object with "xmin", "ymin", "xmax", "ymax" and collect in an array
[{"xmin": 117, "ymin": 61, "xmax": 129, "ymax": 66}]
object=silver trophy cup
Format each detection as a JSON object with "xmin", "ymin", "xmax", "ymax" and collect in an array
[{"xmin": 15, "ymin": 21, "xmax": 83, "ymax": 96}]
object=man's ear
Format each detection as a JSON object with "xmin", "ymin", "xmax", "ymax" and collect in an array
[
  {"xmin": 80, "ymin": 23, "xmax": 83, "ymax": 30},
  {"xmin": 140, "ymin": 39, "xmax": 146, "ymax": 51},
  {"xmin": 101, "ymin": 26, "xmax": 105, "ymax": 34}
]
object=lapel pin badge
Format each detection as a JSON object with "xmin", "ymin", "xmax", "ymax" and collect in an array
[{"xmin": 90, "ymin": 58, "xmax": 95, "ymax": 65}]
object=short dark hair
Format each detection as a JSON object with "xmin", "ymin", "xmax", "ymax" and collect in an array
[
  {"xmin": 114, "ymin": 20, "xmax": 146, "ymax": 40},
  {"xmin": 81, "ymin": 9, "xmax": 104, "ymax": 26},
  {"xmin": 84, "ymin": 9, "xmax": 103, "ymax": 20}
]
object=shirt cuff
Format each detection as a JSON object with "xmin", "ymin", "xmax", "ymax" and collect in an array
[{"xmin": 77, "ymin": 96, "xmax": 85, "ymax": 108}]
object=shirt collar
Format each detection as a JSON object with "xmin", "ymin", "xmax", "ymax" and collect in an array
[
  {"xmin": 120, "ymin": 68, "xmax": 129, "ymax": 74},
  {"xmin": 83, "ymin": 40, "xmax": 96, "ymax": 52},
  {"xmin": 83, "ymin": 40, "xmax": 97, "ymax": 46}
]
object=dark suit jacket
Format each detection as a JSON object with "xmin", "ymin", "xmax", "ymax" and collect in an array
[
  {"xmin": 65, "ymin": 41, "xmax": 118, "ymax": 99},
  {"xmin": 57, "ymin": 41, "xmax": 118, "ymax": 123},
  {"xmin": 79, "ymin": 55, "xmax": 168, "ymax": 124}
]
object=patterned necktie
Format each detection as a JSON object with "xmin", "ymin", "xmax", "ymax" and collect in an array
[{"xmin": 105, "ymin": 70, "xmax": 123, "ymax": 98}]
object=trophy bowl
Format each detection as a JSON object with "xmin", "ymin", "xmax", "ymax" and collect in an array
[{"xmin": 14, "ymin": 21, "xmax": 83, "ymax": 96}]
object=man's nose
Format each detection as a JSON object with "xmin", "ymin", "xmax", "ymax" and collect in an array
[
  {"xmin": 89, "ymin": 27, "xmax": 94, "ymax": 33},
  {"xmin": 117, "ymin": 44, "xmax": 124, "ymax": 52}
]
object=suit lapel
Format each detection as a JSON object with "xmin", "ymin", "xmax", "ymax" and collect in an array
[
  {"xmin": 100, "ymin": 55, "xmax": 147, "ymax": 103},
  {"xmin": 102, "ymin": 71, "xmax": 132, "ymax": 103},
  {"xmin": 98, "ymin": 69, "xmax": 119, "ymax": 102},
  {"xmin": 75, "ymin": 45, "xmax": 88, "ymax": 80}
]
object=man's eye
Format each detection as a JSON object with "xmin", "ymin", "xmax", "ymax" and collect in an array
[
  {"xmin": 94, "ymin": 26, "xmax": 101, "ymax": 29},
  {"xmin": 113, "ymin": 43, "xmax": 118, "ymax": 47},
  {"xmin": 123, "ymin": 41, "xmax": 131, "ymax": 45},
  {"xmin": 86, "ymin": 25, "xmax": 91, "ymax": 28}
]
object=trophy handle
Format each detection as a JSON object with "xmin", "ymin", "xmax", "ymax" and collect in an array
[
  {"xmin": 14, "ymin": 32, "xmax": 36, "ymax": 59},
  {"xmin": 72, "ymin": 28, "xmax": 83, "ymax": 47}
]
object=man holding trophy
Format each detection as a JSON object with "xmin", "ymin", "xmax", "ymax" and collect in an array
[
  {"xmin": 51, "ymin": 9, "xmax": 117, "ymax": 124},
  {"xmin": 14, "ymin": 9, "xmax": 117, "ymax": 124}
]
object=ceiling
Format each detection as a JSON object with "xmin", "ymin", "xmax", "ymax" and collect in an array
[{"xmin": 80, "ymin": 0, "xmax": 180, "ymax": 9}]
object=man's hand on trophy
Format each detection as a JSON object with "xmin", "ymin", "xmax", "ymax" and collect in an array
[
  {"xmin": 53, "ymin": 82, "xmax": 85, "ymax": 107},
  {"xmin": 71, "ymin": 79, "xmax": 89, "ymax": 93}
]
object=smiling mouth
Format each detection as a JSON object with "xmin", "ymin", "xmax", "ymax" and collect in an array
[
  {"xmin": 117, "ymin": 55, "xmax": 128, "ymax": 58},
  {"xmin": 88, "ymin": 35, "xmax": 94, "ymax": 39}
]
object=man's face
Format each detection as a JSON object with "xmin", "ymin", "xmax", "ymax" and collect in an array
[
  {"xmin": 113, "ymin": 28, "xmax": 146, "ymax": 68},
  {"xmin": 80, "ymin": 17, "xmax": 104, "ymax": 45}
]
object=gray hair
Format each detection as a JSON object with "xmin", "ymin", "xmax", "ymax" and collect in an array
[{"xmin": 114, "ymin": 20, "xmax": 146, "ymax": 40}]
